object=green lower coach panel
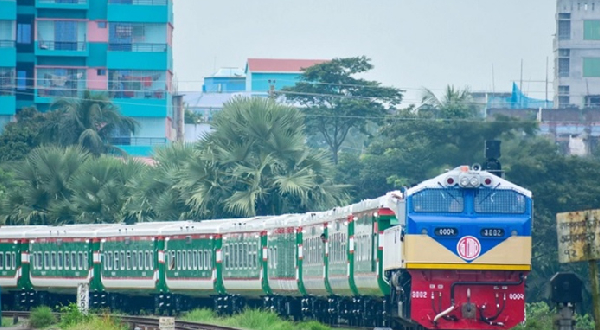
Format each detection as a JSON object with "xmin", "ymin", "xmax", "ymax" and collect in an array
[
  {"xmin": 30, "ymin": 238, "xmax": 91, "ymax": 292},
  {"xmin": 100, "ymin": 236, "xmax": 157, "ymax": 293},
  {"xmin": 221, "ymin": 232, "xmax": 264, "ymax": 296},
  {"xmin": 164, "ymin": 234, "xmax": 217, "ymax": 296},
  {"xmin": 267, "ymin": 227, "xmax": 300, "ymax": 295},
  {"xmin": 0, "ymin": 241, "xmax": 23, "ymax": 290}
]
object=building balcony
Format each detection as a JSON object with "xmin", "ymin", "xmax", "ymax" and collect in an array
[
  {"xmin": 35, "ymin": 0, "xmax": 88, "ymax": 10},
  {"xmin": 0, "ymin": 0, "xmax": 16, "ymax": 20},
  {"xmin": 0, "ymin": 41, "xmax": 16, "ymax": 66},
  {"xmin": 107, "ymin": 0, "xmax": 170, "ymax": 23},
  {"xmin": 35, "ymin": 67, "xmax": 86, "ymax": 103},
  {"xmin": 107, "ymin": 44, "xmax": 170, "ymax": 70},
  {"xmin": 35, "ymin": 41, "xmax": 89, "ymax": 57}
]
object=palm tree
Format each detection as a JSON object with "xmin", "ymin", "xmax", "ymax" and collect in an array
[
  {"xmin": 125, "ymin": 143, "xmax": 199, "ymax": 222},
  {"xmin": 43, "ymin": 90, "xmax": 138, "ymax": 156},
  {"xmin": 421, "ymin": 85, "xmax": 478, "ymax": 119},
  {"xmin": 183, "ymin": 96, "xmax": 349, "ymax": 218},
  {"xmin": 0, "ymin": 146, "xmax": 89, "ymax": 225},
  {"xmin": 69, "ymin": 156, "xmax": 146, "ymax": 224}
]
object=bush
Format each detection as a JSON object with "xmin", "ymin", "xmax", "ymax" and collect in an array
[
  {"xmin": 58, "ymin": 302, "xmax": 91, "ymax": 328},
  {"xmin": 30, "ymin": 306, "xmax": 57, "ymax": 328},
  {"xmin": 63, "ymin": 314, "xmax": 128, "ymax": 330}
]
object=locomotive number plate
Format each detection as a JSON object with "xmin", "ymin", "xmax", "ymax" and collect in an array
[
  {"xmin": 481, "ymin": 228, "xmax": 505, "ymax": 237},
  {"xmin": 434, "ymin": 227, "xmax": 458, "ymax": 237}
]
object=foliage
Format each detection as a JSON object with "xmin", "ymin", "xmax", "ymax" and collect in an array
[
  {"xmin": 185, "ymin": 107, "xmax": 204, "ymax": 124},
  {"xmin": 420, "ymin": 85, "xmax": 479, "ymax": 119},
  {"xmin": 125, "ymin": 143, "xmax": 197, "ymax": 222},
  {"xmin": 29, "ymin": 306, "xmax": 57, "ymax": 328},
  {"xmin": 0, "ymin": 107, "xmax": 47, "ymax": 162},
  {"xmin": 63, "ymin": 316, "xmax": 128, "ymax": 330},
  {"xmin": 59, "ymin": 302, "xmax": 94, "ymax": 328},
  {"xmin": 181, "ymin": 308, "xmax": 349, "ymax": 330},
  {"xmin": 184, "ymin": 96, "xmax": 348, "ymax": 217},
  {"xmin": 340, "ymin": 108, "xmax": 537, "ymax": 202},
  {"xmin": 0, "ymin": 146, "xmax": 89, "ymax": 225},
  {"xmin": 283, "ymin": 56, "xmax": 403, "ymax": 164},
  {"xmin": 515, "ymin": 302, "xmax": 594, "ymax": 330},
  {"xmin": 69, "ymin": 156, "xmax": 145, "ymax": 223},
  {"xmin": 42, "ymin": 90, "xmax": 138, "ymax": 156}
]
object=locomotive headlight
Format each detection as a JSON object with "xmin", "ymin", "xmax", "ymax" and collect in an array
[
  {"xmin": 511, "ymin": 230, "xmax": 518, "ymax": 236},
  {"xmin": 421, "ymin": 228, "xmax": 428, "ymax": 235},
  {"xmin": 470, "ymin": 177, "xmax": 479, "ymax": 186},
  {"xmin": 460, "ymin": 177, "xmax": 469, "ymax": 187}
]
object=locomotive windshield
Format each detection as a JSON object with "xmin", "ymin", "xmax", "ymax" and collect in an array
[
  {"xmin": 474, "ymin": 188, "xmax": 526, "ymax": 214},
  {"xmin": 411, "ymin": 188, "xmax": 464, "ymax": 213}
]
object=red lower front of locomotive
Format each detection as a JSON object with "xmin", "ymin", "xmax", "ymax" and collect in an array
[{"xmin": 408, "ymin": 269, "xmax": 527, "ymax": 330}]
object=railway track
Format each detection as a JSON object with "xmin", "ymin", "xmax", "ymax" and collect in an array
[{"xmin": 0, "ymin": 311, "xmax": 243, "ymax": 330}]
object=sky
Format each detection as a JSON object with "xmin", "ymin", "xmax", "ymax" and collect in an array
[{"xmin": 172, "ymin": 0, "xmax": 556, "ymax": 105}]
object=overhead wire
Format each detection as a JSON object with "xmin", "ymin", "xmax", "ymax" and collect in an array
[{"xmin": 2, "ymin": 90, "xmax": 587, "ymax": 125}]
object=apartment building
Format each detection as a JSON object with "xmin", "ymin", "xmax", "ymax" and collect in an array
[
  {"xmin": 555, "ymin": 0, "xmax": 600, "ymax": 109},
  {"xmin": 0, "ymin": 0, "xmax": 174, "ymax": 156}
]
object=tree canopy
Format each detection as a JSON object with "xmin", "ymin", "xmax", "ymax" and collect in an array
[{"xmin": 283, "ymin": 56, "xmax": 404, "ymax": 164}]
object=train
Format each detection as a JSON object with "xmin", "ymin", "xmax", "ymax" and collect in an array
[{"xmin": 0, "ymin": 165, "xmax": 532, "ymax": 330}]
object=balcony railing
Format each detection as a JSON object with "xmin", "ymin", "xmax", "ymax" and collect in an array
[
  {"xmin": 38, "ymin": 41, "xmax": 86, "ymax": 51},
  {"xmin": 109, "ymin": 0, "xmax": 167, "ymax": 5},
  {"xmin": 0, "ymin": 40, "xmax": 15, "ymax": 48},
  {"xmin": 110, "ymin": 136, "xmax": 168, "ymax": 146},
  {"xmin": 37, "ymin": 0, "xmax": 88, "ymax": 4},
  {"xmin": 108, "ymin": 43, "xmax": 167, "ymax": 52}
]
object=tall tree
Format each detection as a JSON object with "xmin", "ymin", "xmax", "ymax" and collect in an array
[
  {"xmin": 283, "ymin": 56, "xmax": 404, "ymax": 164},
  {"xmin": 125, "ymin": 143, "xmax": 198, "ymax": 222},
  {"xmin": 43, "ymin": 90, "xmax": 138, "ymax": 156},
  {"xmin": 69, "ymin": 156, "xmax": 146, "ymax": 224},
  {"xmin": 0, "ymin": 146, "xmax": 89, "ymax": 225},
  {"xmin": 0, "ymin": 107, "xmax": 48, "ymax": 162},
  {"xmin": 420, "ymin": 85, "xmax": 479, "ymax": 119},
  {"xmin": 183, "ymin": 96, "xmax": 348, "ymax": 218}
]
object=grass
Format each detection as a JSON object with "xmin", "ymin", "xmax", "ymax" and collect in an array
[
  {"xmin": 180, "ymin": 308, "xmax": 352, "ymax": 330},
  {"xmin": 62, "ymin": 315, "xmax": 128, "ymax": 330}
]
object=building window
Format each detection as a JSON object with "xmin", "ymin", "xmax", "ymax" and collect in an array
[
  {"xmin": 109, "ymin": 70, "xmax": 166, "ymax": 99},
  {"xmin": 558, "ymin": 85, "xmax": 570, "ymax": 95},
  {"xmin": 584, "ymin": 20, "xmax": 600, "ymax": 40},
  {"xmin": 97, "ymin": 21, "xmax": 107, "ymax": 29},
  {"xmin": 17, "ymin": 23, "xmax": 31, "ymax": 44},
  {"xmin": 558, "ymin": 58, "xmax": 570, "ymax": 77},
  {"xmin": 558, "ymin": 48, "xmax": 570, "ymax": 57},
  {"xmin": 558, "ymin": 19, "xmax": 571, "ymax": 40},
  {"xmin": 0, "ymin": 68, "xmax": 14, "ymax": 96},
  {"xmin": 37, "ymin": 68, "xmax": 86, "ymax": 98},
  {"xmin": 558, "ymin": 96, "xmax": 570, "ymax": 108},
  {"xmin": 586, "ymin": 95, "xmax": 600, "ymax": 107},
  {"xmin": 97, "ymin": 69, "xmax": 107, "ymax": 76}
]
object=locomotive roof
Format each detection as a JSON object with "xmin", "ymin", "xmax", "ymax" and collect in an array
[{"xmin": 405, "ymin": 166, "xmax": 532, "ymax": 198}]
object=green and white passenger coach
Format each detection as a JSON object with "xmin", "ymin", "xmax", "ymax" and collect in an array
[{"xmin": 0, "ymin": 192, "xmax": 403, "ymax": 325}]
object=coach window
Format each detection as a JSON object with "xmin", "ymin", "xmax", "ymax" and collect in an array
[
  {"xmin": 138, "ymin": 251, "xmax": 143, "ymax": 270},
  {"xmin": 198, "ymin": 250, "xmax": 203, "ymax": 270},
  {"xmin": 187, "ymin": 250, "xmax": 192, "ymax": 270},
  {"xmin": 146, "ymin": 251, "xmax": 152, "ymax": 270},
  {"xmin": 114, "ymin": 251, "xmax": 120, "ymax": 270},
  {"xmin": 132, "ymin": 251, "xmax": 137, "ymax": 270},
  {"xmin": 192, "ymin": 250, "xmax": 197, "ymax": 270},
  {"xmin": 242, "ymin": 243, "xmax": 248, "ymax": 269},
  {"xmin": 118, "ymin": 251, "xmax": 123, "ymax": 270},
  {"xmin": 126, "ymin": 251, "xmax": 131, "ymax": 270},
  {"xmin": 176, "ymin": 250, "xmax": 181, "ymax": 270},
  {"xmin": 223, "ymin": 245, "xmax": 229, "ymax": 269},
  {"xmin": 57, "ymin": 251, "xmax": 63, "ymax": 270},
  {"xmin": 50, "ymin": 252, "xmax": 56, "ymax": 270},
  {"xmin": 43, "ymin": 252, "xmax": 49, "ymax": 269}
]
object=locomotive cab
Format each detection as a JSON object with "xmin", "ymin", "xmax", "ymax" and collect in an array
[{"xmin": 383, "ymin": 165, "xmax": 532, "ymax": 330}]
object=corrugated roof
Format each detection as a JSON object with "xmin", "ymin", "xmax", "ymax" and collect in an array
[{"xmin": 246, "ymin": 58, "xmax": 330, "ymax": 73}]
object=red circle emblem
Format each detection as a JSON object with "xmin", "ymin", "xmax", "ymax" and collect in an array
[{"xmin": 457, "ymin": 236, "xmax": 481, "ymax": 260}]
